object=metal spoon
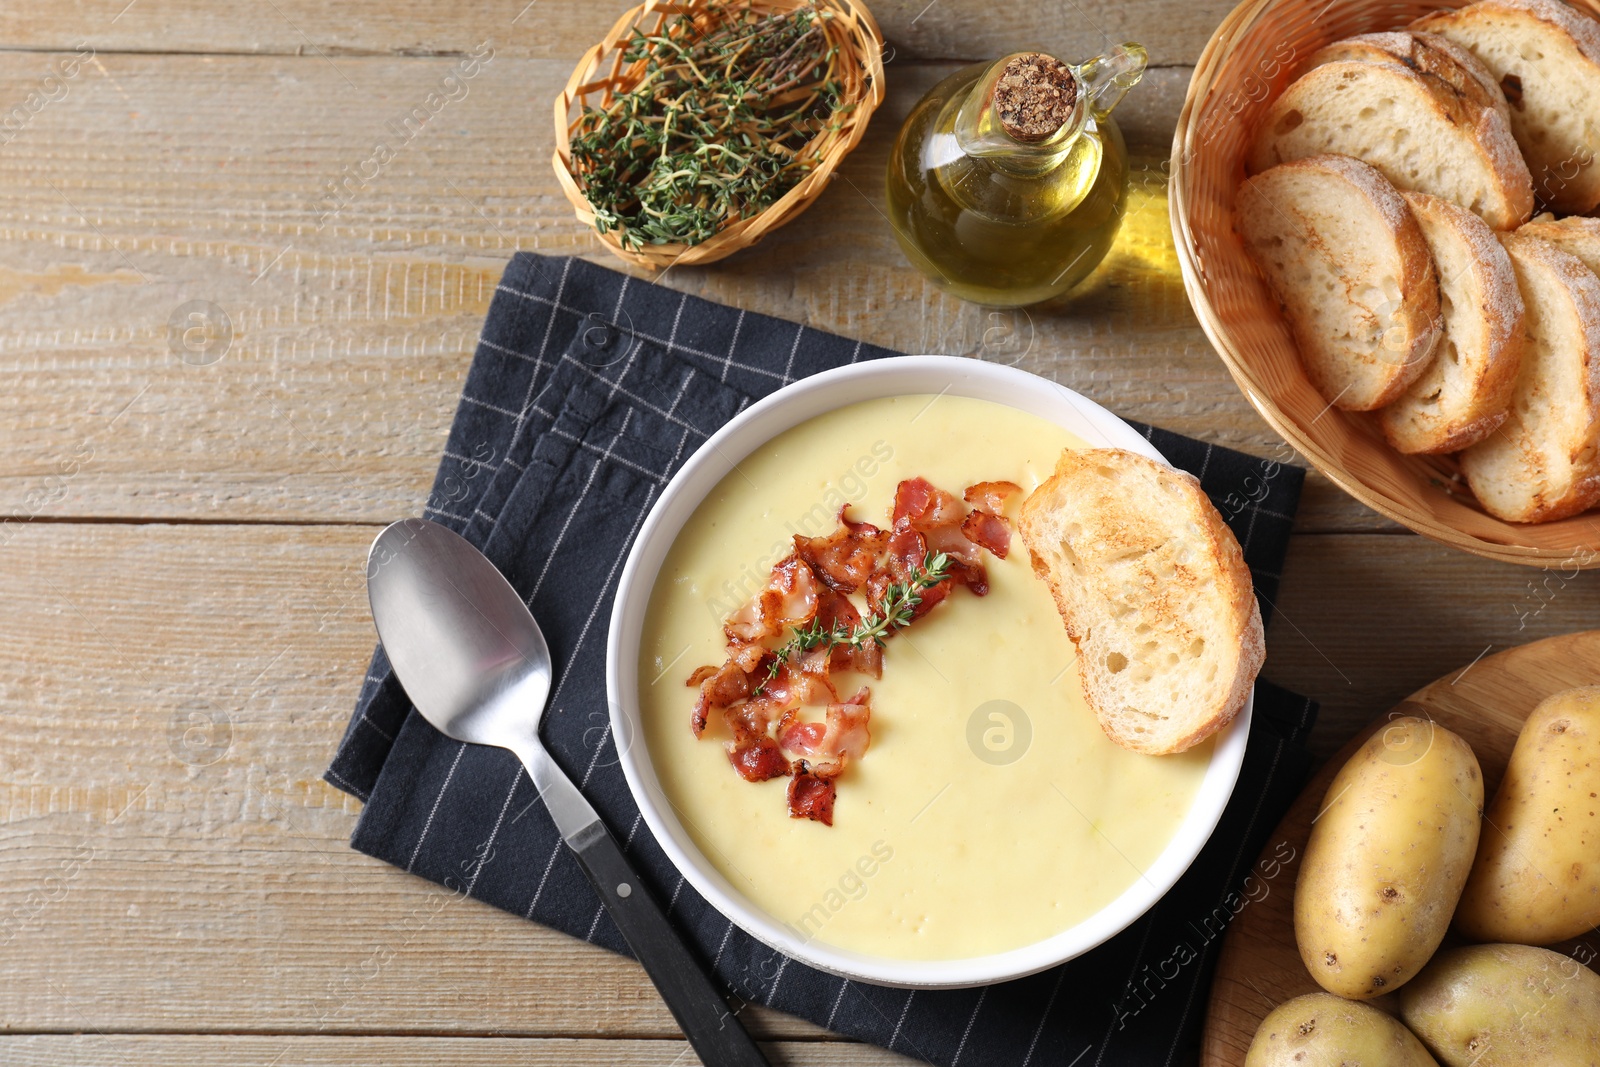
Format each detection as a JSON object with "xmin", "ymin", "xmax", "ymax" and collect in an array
[{"xmin": 366, "ymin": 518, "xmax": 769, "ymax": 1067}]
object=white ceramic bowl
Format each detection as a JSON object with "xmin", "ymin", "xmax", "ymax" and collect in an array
[{"xmin": 605, "ymin": 355, "xmax": 1252, "ymax": 988}]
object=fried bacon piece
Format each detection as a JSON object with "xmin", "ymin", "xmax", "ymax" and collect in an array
[
  {"xmin": 711, "ymin": 661, "xmax": 820, "ymax": 750},
  {"xmin": 728, "ymin": 728, "xmax": 790, "ymax": 782},
  {"xmin": 961, "ymin": 480, "xmax": 1020, "ymax": 558},
  {"xmin": 787, "ymin": 760, "xmax": 838, "ymax": 825},
  {"xmin": 892, "ymin": 476, "xmax": 965, "ymax": 531},
  {"xmin": 751, "ymin": 660, "xmax": 837, "ymax": 715},
  {"xmin": 793, "ymin": 506, "xmax": 889, "ymax": 593},
  {"xmin": 728, "ymin": 674, "xmax": 868, "ymax": 790},
  {"xmin": 778, "ymin": 687, "xmax": 872, "ymax": 768},
  {"xmin": 688, "ymin": 650, "xmax": 766, "ymax": 737},
  {"xmin": 725, "ymin": 692, "xmax": 780, "ymax": 739},
  {"xmin": 870, "ymin": 527, "xmax": 955, "ymax": 617},
  {"xmin": 813, "ymin": 589, "xmax": 883, "ymax": 676},
  {"xmin": 960, "ymin": 509, "xmax": 1011, "ymax": 559},
  {"xmin": 723, "ymin": 555, "xmax": 818, "ymax": 644},
  {"xmin": 890, "ymin": 477, "xmax": 989, "ymax": 593},
  {"xmin": 729, "ymin": 641, "xmax": 766, "ymax": 673},
  {"xmin": 963, "ymin": 480, "xmax": 1022, "ymax": 516}
]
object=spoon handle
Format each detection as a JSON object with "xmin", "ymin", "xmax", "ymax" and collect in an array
[{"xmin": 568, "ymin": 820, "xmax": 772, "ymax": 1067}]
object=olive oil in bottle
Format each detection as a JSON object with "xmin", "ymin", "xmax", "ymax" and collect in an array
[{"xmin": 886, "ymin": 44, "xmax": 1147, "ymax": 307}]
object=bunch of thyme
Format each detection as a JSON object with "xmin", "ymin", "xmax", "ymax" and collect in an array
[
  {"xmin": 752, "ymin": 551, "xmax": 951, "ymax": 696},
  {"xmin": 567, "ymin": 2, "xmax": 850, "ymax": 250}
]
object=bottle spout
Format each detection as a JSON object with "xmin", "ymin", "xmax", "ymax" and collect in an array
[{"xmin": 1078, "ymin": 42, "xmax": 1147, "ymax": 120}]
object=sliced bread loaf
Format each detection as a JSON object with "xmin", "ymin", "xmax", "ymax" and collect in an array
[
  {"xmin": 1519, "ymin": 215, "xmax": 1600, "ymax": 275},
  {"xmin": 1379, "ymin": 193, "xmax": 1527, "ymax": 453},
  {"xmin": 1311, "ymin": 30, "xmax": 1511, "ymax": 124},
  {"xmin": 1017, "ymin": 448, "xmax": 1264, "ymax": 756},
  {"xmin": 1238, "ymin": 155, "xmax": 1441, "ymax": 411},
  {"xmin": 1246, "ymin": 59, "xmax": 1533, "ymax": 229},
  {"xmin": 1460, "ymin": 232, "xmax": 1600, "ymax": 522},
  {"xmin": 1416, "ymin": 0, "xmax": 1600, "ymax": 214}
]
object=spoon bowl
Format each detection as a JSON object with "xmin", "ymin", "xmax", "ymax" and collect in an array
[{"xmin": 367, "ymin": 519, "xmax": 552, "ymax": 750}]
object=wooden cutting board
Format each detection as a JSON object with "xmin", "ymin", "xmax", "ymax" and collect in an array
[{"xmin": 1200, "ymin": 630, "xmax": 1600, "ymax": 1066}]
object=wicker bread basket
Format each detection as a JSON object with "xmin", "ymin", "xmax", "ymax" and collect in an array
[
  {"xmin": 1171, "ymin": 0, "xmax": 1600, "ymax": 569},
  {"xmin": 553, "ymin": 0, "xmax": 885, "ymax": 270}
]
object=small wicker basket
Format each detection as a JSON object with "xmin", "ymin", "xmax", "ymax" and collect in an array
[
  {"xmin": 552, "ymin": 0, "xmax": 885, "ymax": 270},
  {"xmin": 1171, "ymin": 0, "xmax": 1600, "ymax": 569}
]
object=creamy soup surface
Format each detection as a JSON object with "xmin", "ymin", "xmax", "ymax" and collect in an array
[{"xmin": 638, "ymin": 394, "xmax": 1212, "ymax": 960}]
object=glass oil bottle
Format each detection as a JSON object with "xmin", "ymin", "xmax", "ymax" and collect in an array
[{"xmin": 886, "ymin": 44, "xmax": 1148, "ymax": 307}]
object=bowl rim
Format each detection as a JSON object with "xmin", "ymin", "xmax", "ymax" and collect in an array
[{"xmin": 604, "ymin": 354, "xmax": 1253, "ymax": 988}]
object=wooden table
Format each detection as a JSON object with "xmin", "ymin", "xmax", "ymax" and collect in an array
[{"xmin": 4, "ymin": 3, "xmax": 1598, "ymax": 1064}]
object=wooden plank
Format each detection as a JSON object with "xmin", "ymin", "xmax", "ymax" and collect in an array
[
  {"xmin": 0, "ymin": 0, "xmax": 1238, "ymax": 67},
  {"xmin": 1270, "ymin": 533, "xmax": 1600, "ymax": 760},
  {"xmin": 0, "ymin": 520, "xmax": 820, "ymax": 1040},
  {"xmin": 0, "ymin": 49, "xmax": 1388, "ymax": 531},
  {"xmin": 1, "ymin": 522, "xmax": 1592, "ymax": 1034},
  {"xmin": 0, "ymin": 1035, "xmax": 914, "ymax": 1066}
]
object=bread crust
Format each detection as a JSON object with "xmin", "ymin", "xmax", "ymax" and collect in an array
[
  {"xmin": 1379, "ymin": 192, "xmax": 1527, "ymax": 453},
  {"xmin": 1248, "ymin": 59, "xmax": 1534, "ymax": 229},
  {"xmin": 1420, "ymin": 0, "xmax": 1600, "ymax": 67},
  {"xmin": 1416, "ymin": 0, "xmax": 1600, "ymax": 213},
  {"xmin": 1519, "ymin": 215, "xmax": 1600, "ymax": 276},
  {"xmin": 1238, "ymin": 156, "xmax": 1442, "ymax": 411},
  {"xmin": 1017, "ymin": 448, "xmax": 1265, "ymax": 756},
  {"xmin": 1460, "ymin": 232, "xmax": 1600, "ymax": 522},
  {"xmin": 1311, "ymin": 30, "xmax": 1510, "ymax": 123}
]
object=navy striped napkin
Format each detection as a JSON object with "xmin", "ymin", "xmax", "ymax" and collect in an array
[{"xmin": 325, "ymin": 252, "xmax": 1317, "ymax": 1066}]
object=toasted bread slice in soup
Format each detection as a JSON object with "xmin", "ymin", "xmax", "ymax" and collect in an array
[
  {"xmin": 1520, "ymin": 215, "xmax": 1600, "ymax": 277},
  {"xmin": 1018, "ymin": 449, "xmax": 1265, "ymax": 756},
  {"xmin": 1416, "ymin": 0, "xmax": 1600, "ymax": 214},
  {"xmin": 1246, "ymin": 58, "xmax": 1533, "ymax": 229},
  {"xmin": 1238, "ymin": 155, "xmax": 1442, "ymax": 411},
  {"xmin": 1460, "ymin": 232, "xmax": 1600, "ymax": 522},
  {"xmin": 1380, "ymin": 192, "xmax": 1527, "ymax": 454}
]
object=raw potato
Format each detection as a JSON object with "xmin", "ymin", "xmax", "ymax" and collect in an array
[
  {"xmin": 1245, "ymin": 993, "xmax": 1439, "ymax": 1067},
  {"xmin": 1456, "ymin": 685, "xmax": 1600, "ymax": 943},
  {"xmin": 1400, "ymin": 943, "xmax": 1600, "ymax": 1066},
  {"xmin": 1295, "ymin": 717, "xmax": 1482, "ymax": 999}
]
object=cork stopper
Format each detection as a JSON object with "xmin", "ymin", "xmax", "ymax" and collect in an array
[{"xmin": 992, "ymin": 54, "xmax": 1077, "ymax": 143}]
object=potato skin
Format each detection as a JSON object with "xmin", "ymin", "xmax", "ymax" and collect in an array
[
  {"xmin": 1245, "ymin": 993, "xmax": 1438, "ymax": 1067},
  {"xmin": 1399, "ymin": 944, "xmax": 1600, "ymax": 1066},
  {"xmin": 1294, "ymin": 716, "xmax": 1483, "ymax": 998},
  {"xmin": 1456, "ymin": 685, "xmax": 1600, "ymax": 944}
]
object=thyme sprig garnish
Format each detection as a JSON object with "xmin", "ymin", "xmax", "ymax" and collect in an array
[
  {"xmin": 752, "ymin": 551, "xmax": 951, "ymax": 697},
  {"xmin": 567, "ymin": 2, "xmax": 852, "ymax": 250}
]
